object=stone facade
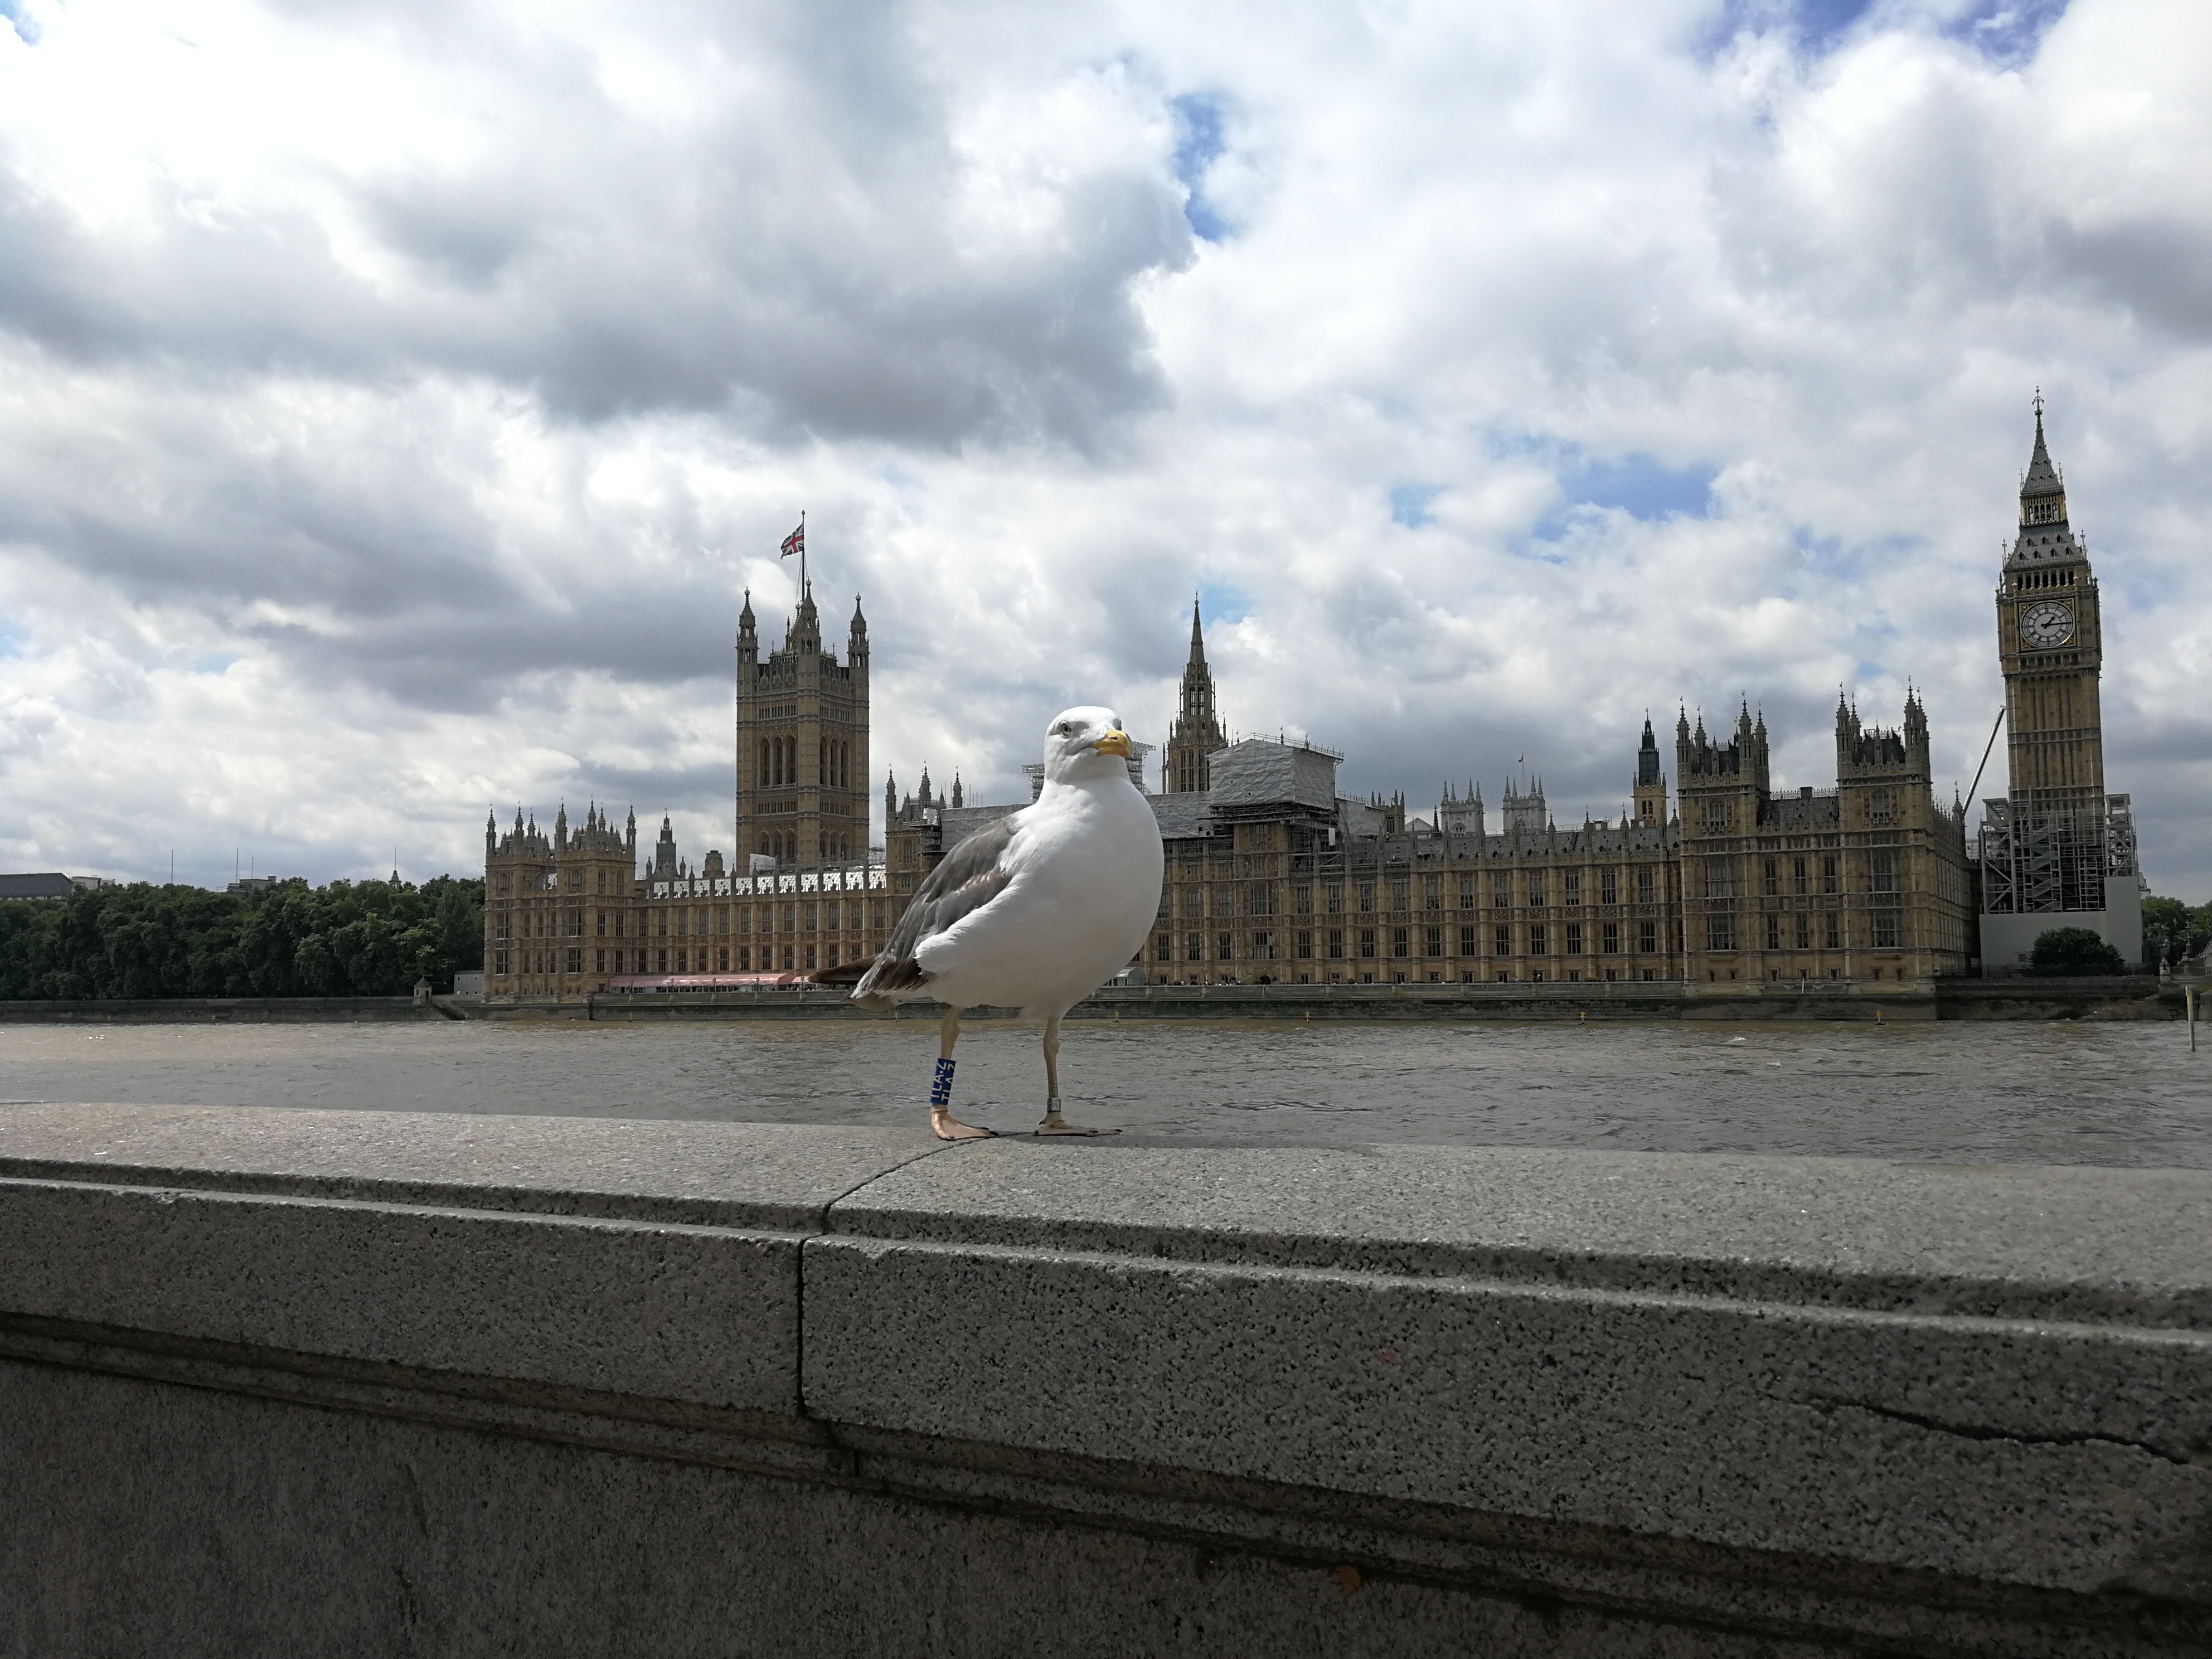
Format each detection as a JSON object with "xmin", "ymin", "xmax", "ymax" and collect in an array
[
  {"xmin": 483, "ymin": 560, "xmax": 891, "ymax": 1001},
  {"xmin": 894, "ymin": 607, "xmax": 1973, "ymax": 989},
  {"xmin": 483, "ymin": 803, "xmax": 894, "ymax": 998},
  {"xmin": 735, "ymin": 580, "xmax": 870, "ymax": 866},
  {"xmin": 487, "ymin": 518, "xmax": 1981, "ymax": 1002},
  {"xmin": 1676, "ymin": 698, "xmax": 1974, "ymax": 987}
]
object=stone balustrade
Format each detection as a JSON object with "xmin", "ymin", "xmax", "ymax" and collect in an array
[{"xmin": 3, "ymin": 1103, "xmax": 2207, "ymax": 1656}]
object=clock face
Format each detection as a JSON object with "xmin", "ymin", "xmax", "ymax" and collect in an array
[{"xmin": 2020, "ymin": 600, "xmax": 2074, "ymax": 648}]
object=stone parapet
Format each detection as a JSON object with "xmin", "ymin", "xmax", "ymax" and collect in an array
[{"xmin": 2, "ymin": 1104, "xmax": 2207, "ymax": 1656}]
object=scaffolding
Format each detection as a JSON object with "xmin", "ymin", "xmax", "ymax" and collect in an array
[{"xmin": 1979, "ymin": 793, "xmax": 2130, "ymax": 915}]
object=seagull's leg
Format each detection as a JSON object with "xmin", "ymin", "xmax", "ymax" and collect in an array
[
  {"xmin": 930, "ymin": 1007, "xmax": 992, "ymax": 1141},
  {"xmin": 1037, "ymin": 1011, "xmax": 1115, "ymax": 1136}
]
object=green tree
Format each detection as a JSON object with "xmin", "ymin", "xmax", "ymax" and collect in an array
[
  {"xmin": 2029, "ymin": 926, "xmax": 2126, "ymax": 976},
  {"xmin": 2142, "ymin": 895, "xmax": 2209, "ymax": 968},
  {"xmin": 0, "ymin": 875, "xmax": 484, "ymax": 1000}
]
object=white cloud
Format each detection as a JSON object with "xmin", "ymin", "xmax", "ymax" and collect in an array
[{"xmin": 0, "ymin": 0, "xmax": 2207, "ymax": 898}]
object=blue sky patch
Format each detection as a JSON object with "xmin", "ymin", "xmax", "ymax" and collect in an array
[
  {"xmin": 1389, "ymin": 483, "xmax": 1443, "ymax": 528},
  {"xmin": 1, "ymin": 2, "xmax": 40, "ymax": 46},
  {"xmin": 1697, "ymin": 1, "xmax": 2066, "ymax": 65},
  {"xmin": 1561, "ymin": 451, "xmax": 1716, "ymax": 521},
  {"xmin": 1170, "ymin": 93, "xmax": 1230, "ymax": 242},
  {"xmin": 1792, "ymin": 525, "xmax": 1844, "ymax": 561},
  {"xmin": 1942, "ymin": 0, "xmax": 2069, "ymax": 66},
  {"xmin": 1487, "ymin": 432, "xmax": 1717, "ymax": 543},
  {"xmin": 1195, "ymin": 580, "xmax": 1250, "ymax": 628},
  {"xmin": 1791, "ymin": 0, "xmax": 1876, "ymax": 54}
]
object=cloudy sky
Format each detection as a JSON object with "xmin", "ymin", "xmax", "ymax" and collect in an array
[{"xmin": 1, "ymin": 0, "xmax": 2206, "ymax": 895}]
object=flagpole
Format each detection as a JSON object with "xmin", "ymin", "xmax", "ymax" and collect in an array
[{"xmin": 799, "ymin": 510, "xmax": 807, "ymax": 600}]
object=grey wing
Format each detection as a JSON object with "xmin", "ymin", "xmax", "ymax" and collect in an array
[{"xmin": 851, "ymin": 818, "xmax": 1019, "ymax": 1007}]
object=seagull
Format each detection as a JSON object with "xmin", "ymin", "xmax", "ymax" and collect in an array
[{"xmin": 820, "ymin": 706, "xmax": 1164, "ymax": 1139}]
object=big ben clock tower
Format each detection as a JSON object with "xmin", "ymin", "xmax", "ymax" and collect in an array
[
  {"xmin": 1996, "ymin": 394, "xmax": 2104, "ymax": 802},
  {"xmin": 1977, "ymin": 396, "xmax": 2140, "ymax": 971}
]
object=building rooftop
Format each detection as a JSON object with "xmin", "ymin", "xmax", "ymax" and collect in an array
[
  {"xmin": 0, "ymin": 872, "xmax": 83, "ymax": 900},
  {"xmin": 1148, "ymin": 793, "xmax": 1217, "ymax": 842},
  {"xmin": 1209, "ymin": 738, "xmax": 1340, "ymax": 818}
]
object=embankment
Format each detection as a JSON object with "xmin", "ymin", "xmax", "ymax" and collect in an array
[{"xmin": 2, "ymin": 1104, "xmax": 2206, "ymax": 1656}]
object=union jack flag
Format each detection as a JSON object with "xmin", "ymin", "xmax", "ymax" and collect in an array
[{"xmin": 779, "ymin": 522, "xmax": 805, "ymax": 559}]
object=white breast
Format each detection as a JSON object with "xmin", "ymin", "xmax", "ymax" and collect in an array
[{"xmin": 915, "ymin": 774, "xmax": 1163, "ymax": 1017}]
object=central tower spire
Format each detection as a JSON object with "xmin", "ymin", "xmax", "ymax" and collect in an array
[
  {"xmin": 1165, "ymin": 596, "xmax": 1229, "ymax": 794},
  {"xmin": 2019, "ymin": 389, "xmax": 2068, "ymax": 527}
]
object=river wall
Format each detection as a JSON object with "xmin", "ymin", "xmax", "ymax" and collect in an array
[
  {"xmin": 1, "ymin": 1103, "xmax": 2205, "ymax": 1657},
  {"xmin": 2, "ymin": 976, "xmax": 2186, "ymax": 1022}
]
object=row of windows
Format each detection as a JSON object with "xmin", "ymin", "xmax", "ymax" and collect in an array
[
  {"xmin": 493, "ymin": 942, "xmax": 854, "ymax": 977},
  {"xmin": 497, "ymin": 901, "xmax": 890, "ymax": 940},
  {"xmin": 1163, "ymin": 868, "xmax": 1667, "ymax": 918},
  {"xmin": 1706, "ymin": 852, "xmax": 1895, "ymax": 900},
  {"xmin": 492, "ymin": 870, "xmax": 628, "ymax": 898},
  {"xmin": 494, "ymin": 949, "xmax": 586, "ymax": 977},
  {"xmin": 1696, "ymin": 789, "xmax": 1895, "ymax": 831},
  {"xmin": 1704, "ymin": 911, "xmax": 1900, "ymax": 951},
  {"xmin": 1153, "ymin": 909, "xmax": 1908, "ymax": 963},
  {"xmin": 753, "ymin": 735, "xmax": 860, "ymax": 792},
  {"xmin": 1154, "ymin": 919, "xmax": 1670, "ymax": 963}
]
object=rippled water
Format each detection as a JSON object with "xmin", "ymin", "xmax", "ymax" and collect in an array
[{"xmin": 3, "ymin": 1017, "xmax": 2209, "ymax": 1168}]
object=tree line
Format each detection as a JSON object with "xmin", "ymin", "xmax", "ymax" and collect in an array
[
  {"xmin": 2142, "ymin": 895, "xmax": 2212, "ymax": 969},
  {"xmin": 2030, "ymin": 896, "xmax": 2208, "ymax": 975},
  {"xmin": 0, "ymin": 877, "xmax": 483, "ymax": 1000}
]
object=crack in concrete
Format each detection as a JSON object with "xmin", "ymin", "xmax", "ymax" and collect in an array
[
  {"xmin": 1807, "ymin": 1395, "xmax": 2198, "ymax": 1467},
  {"xmin": 795, "ymin": 1137, "xmax": 963, "ymax": 1420}
]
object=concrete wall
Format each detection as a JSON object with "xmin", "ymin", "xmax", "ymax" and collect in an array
[
  {"xmin": 0, "ymin": 997, "xmax": 447, "ymax": 1023},
  {"xmin": 1981, "ymin": 877, "xmax": 2147, "ymax": 973},
  {"xmin": 2, "ymin": 1104, "xmax": 2208, "ymax": 1657}
]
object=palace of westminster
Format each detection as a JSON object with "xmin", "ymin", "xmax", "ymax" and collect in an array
[{"xmin": 482, "ymin": 406, "xmax": 2140, "ymax": 998}]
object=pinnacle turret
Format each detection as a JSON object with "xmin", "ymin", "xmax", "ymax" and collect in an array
[{"xmin": 1637, "ymin": 716, "xmax": 1661, "ymax": 785}]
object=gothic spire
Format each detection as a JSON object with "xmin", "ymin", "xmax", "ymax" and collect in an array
[
  {"xmin": 2019, "ymin": 389, "xmax": 2067, "ymax": 525},
  {"xmin": 1166, "ymin": 598, "xmax": 1228, "ymax": 793}
]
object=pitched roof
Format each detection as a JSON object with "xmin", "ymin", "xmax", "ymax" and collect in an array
[
  {"xmin": 1148, "ymin": 792, "xmax": 1217, "ymax": 841},
  {"xmin": 938, "ymin": 803, "xmax": 1021, "ymax": 851},
  {"xmin": 2021, "ymin": 403, "xmax": 2064, "ymax": 505}
]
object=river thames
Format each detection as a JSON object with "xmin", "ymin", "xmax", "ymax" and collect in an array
[{"xmin": 2, "ymin": 1017, "xmax": 2207, "ymax": 1167}]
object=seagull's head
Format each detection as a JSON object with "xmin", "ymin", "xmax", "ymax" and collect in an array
[{"xmin": 1041, "ymin": 706, "xmax": 1135, "ymax": 787}]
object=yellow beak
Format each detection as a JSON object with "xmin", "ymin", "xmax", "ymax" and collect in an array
[{"xmin": 1093, "ymin": 729, "xmax": 1132, "ymax": 758}]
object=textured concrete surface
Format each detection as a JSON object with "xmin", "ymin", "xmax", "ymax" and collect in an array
[
  {"xmin": 0, "ymin": 1102, "xmax": 942, "ymax": 1228},
  {"xmin": 811, "ymin": 1145, "xmax": 2212, "ymax": 1593},
  {"xmin": 0, "ymin": 1106, "xmax": 944, "ymax": 1409},
  {"xmin": 3, "ymin": 1104, "xmax": 2209, "ymax": 1656},
  {"xmin": 1, "ymin": 1360, "xmax": 1856, "ymax": 1659},
  {"xmin": 825, "ymin": 1141, "xmax": 2212, "ymax": 1323}
]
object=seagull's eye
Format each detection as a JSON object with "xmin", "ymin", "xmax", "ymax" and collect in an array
[{"xmin": 1055, "ymin": 723, "xmax": 1071, "ymax": 735}]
